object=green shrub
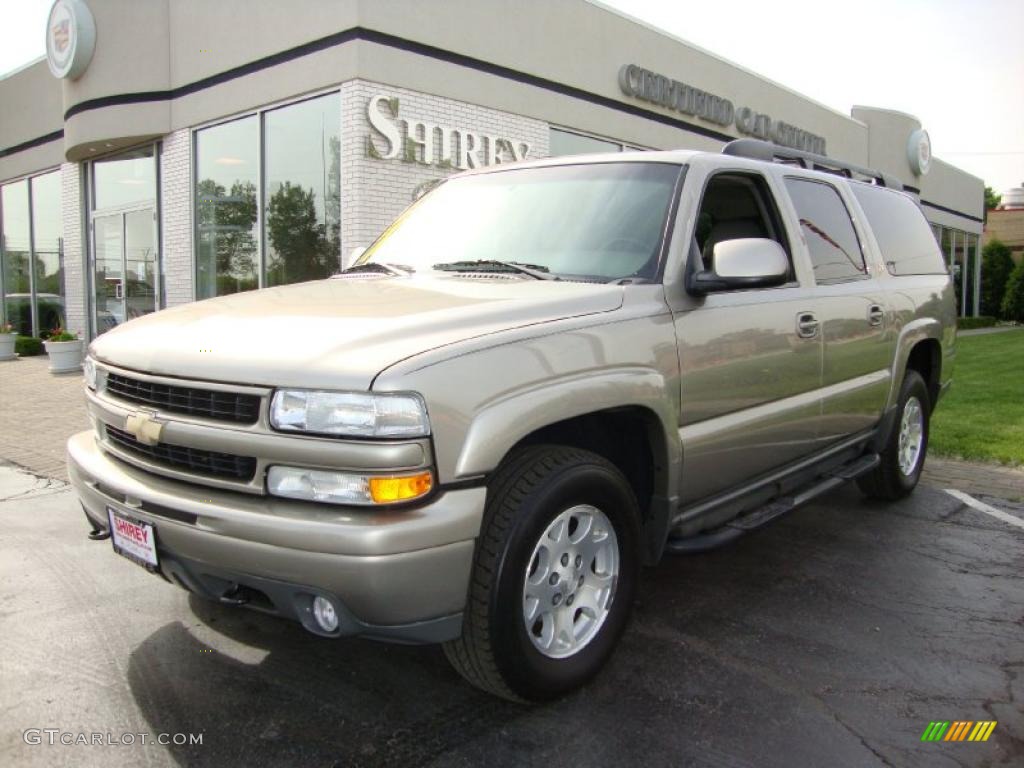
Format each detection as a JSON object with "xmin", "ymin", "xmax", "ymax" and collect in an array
[
  {"xmin": 980, "ymin": 240, "xmax": 1015, "ymax": 317},
  {"xmin": 1001, "ymin": 260, "xmax": 1024, "ymax": 323},
  {"xmin": 15, "ymin": 336, "xmax": 44, "ymax": 356},
  {"xmin": 957, "ymin": 316, "xmax": 998, "ymax": 330}
]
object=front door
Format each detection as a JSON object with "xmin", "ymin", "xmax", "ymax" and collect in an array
[
  {"xmin": 674, "ymin": 170, "xmax": 823, "ymax": 505},
  {"xmin": 93, "ymin": 208, "xmax": 157, "ymax": 334}
]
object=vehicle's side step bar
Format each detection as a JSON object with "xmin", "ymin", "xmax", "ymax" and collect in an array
[{"xmin": 665, "ymin": 453, "xmax": 880, "ymax": 554}]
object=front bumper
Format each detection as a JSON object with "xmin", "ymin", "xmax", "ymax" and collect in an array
[{"xmin": 68, "ymin": 430, "xmax": 486, "ymax": 643}]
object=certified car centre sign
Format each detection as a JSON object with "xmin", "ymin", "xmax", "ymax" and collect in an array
[
  {"xmin": 46, "ymin": 0, "xmax": 96, "ymax": 80},
  {"xmin": 619, "ymin": 64, "xmax": 827, "ymax": 155}
]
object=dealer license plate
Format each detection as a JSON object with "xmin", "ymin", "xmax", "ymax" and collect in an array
[{"xmin": 107, "ymin": 507, "xmax": 159, "ymax": 570}]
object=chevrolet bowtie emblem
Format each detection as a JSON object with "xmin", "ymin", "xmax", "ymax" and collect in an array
[{"xmin": 124, "ymin": 412, "xmax": 165, "ymax": 446}]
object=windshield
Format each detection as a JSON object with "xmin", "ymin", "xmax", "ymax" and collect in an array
[{"xmin": 357, "ymin": 162, "xmax": 682, "ymax": 282}]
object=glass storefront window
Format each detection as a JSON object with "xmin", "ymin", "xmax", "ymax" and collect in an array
[
  {"xmin": 931, "ymin": 223, "xmax": 982, "ymax": 317},
  {"xmin": 549, "ymin": 128, "xmax": 624, "ymax": 157},
  {"xmin": 264, "ymin": 93, "xmax": 341, "ymax": 287},
  {"xmin": 195, "ymin": 115, "xmax": 259, "ymax": 299},
  {"xmin": 1, "ymin": 180, "xmax": 31, "ymax": 335},
  {"xmin": 194, "ymin": 92, "xmax": 341, "ymax": 296},
  {"xmin": 1, "ymin": 173, "xmax": 63, "ymax": 336},
  {"xmin": 30, "ymin": 171, "xmax": 64, "ymax": 332},
  {"xmin": 92, "ymin": 146, "xmax": 156, "ymax": 210}
]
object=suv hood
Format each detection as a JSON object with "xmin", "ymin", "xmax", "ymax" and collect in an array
[{"xmin": 91, "ymin": 276, "xmax": 623, "ymax": 390}]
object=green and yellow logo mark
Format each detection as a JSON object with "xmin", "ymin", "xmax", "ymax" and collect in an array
[{"xmin": 921, "ymin": 721, "xmax": 997, "ymax": 742}]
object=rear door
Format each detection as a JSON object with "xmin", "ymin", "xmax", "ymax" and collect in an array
[{"xmin": 782, "ymin": 177, "xmax": 893, "ymax": 442}]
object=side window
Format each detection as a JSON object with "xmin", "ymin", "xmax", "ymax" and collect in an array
[
  {"xmin": 784, "ymin": 178, "xmax": 867, "ymax": 283},
  {"xmin": 694, "ymin": 172, "xmax": 792, "ymax": 279},
  {"xmin": 850, "ymin": 184, "xmax": 947, "ymax": 275}
]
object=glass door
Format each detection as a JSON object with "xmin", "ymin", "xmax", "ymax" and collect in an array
[
  {"xmin": 93, "ymin": 208, "xmax": 157, "ymax": 333},
  {"xmin": 93, "ymin": 214, "xmax": 124, "ymax": 333},
  {"xmin": 125, "ymin": 209, "xmax": 157, "ymax": 321},
  {"xmin": 89, "ymin": 144, "xmax": 159, "ymax": 336}
]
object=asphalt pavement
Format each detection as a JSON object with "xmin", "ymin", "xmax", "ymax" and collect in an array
[{"xmin": 1, "ymin": 463, "xmax": 1021, "ymax": 767}]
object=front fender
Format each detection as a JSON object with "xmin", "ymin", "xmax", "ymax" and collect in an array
[{"xmin": 453, "ymin": 368, "xmax": 680, "ymax": 480}]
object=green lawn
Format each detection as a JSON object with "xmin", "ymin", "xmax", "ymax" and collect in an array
[{"xmin": 930, "ymin": 329, "xmax": 1024, "ymax": 466}]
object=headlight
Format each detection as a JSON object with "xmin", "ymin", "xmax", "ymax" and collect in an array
[
  {"xmin": 267, "ymin": 466, "xmax": 433, "ymax": 505},
  {"xmin": 270, "ymin": 390, "xmax": 430, "ymax": 438}
]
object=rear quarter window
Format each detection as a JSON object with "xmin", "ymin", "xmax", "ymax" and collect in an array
[{"xmin": 850, "ymin": 184, "xmax": 947, "ymax": 276}]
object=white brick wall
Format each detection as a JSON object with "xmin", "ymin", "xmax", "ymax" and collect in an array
[
  {"xmin": 160, "ymin": 129, "xmax": 193, "ymax": 307},
  {"xmin": 60, "ymin": 162, "xmax": 86, "ymax": 337},
  {"xmin": 340, "ymin": 79, "xmax": 549, "ymax": 260}
]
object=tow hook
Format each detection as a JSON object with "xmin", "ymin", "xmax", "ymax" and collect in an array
[
  {"xmin": 218, "ymin": 584, "xmax": 253, "ymax": 606},
  {"xmin": 88, "ymin": 527, "xmax": 111, "ymax": 541}
]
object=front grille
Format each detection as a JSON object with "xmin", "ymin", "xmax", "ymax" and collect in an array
[
  {"xmin": 106, "ymin": 373, "xmax": 261, "ymax": 424},
  {"xmin": 105, "ymin": 425, "xmax": 258, "ymax": 482}
]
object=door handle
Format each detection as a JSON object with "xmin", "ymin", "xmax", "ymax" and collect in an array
[
  {"xmin": 796, "ymin": 311, "xmax": 819, "ymax": 339},
  {"xmin": 867, "ymin": 304, "xmax": 884, "ymax": 326}
]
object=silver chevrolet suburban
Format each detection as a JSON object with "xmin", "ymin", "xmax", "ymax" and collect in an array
[{"xmin": 69, "ymin": 139, "xmax": 956, "ymax": 701}]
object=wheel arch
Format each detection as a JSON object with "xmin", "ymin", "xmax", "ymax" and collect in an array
[{"xmin": 454, "ymin": 371, "xmax": 680, "ymax": 564}]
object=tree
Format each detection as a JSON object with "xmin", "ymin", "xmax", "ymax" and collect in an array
[
  {"xmin": 980, "ymin": 239, "xmax": 1015, "ymax": 317},
  {"xmin": 984, "ymin": 186, "xmax": 1001, "ymax": 224},
  {"xmin": 265, "ymin": 182, "xmax": 334, "ymax": 285},
  {"xmin": 1001, "ymin": 259, "xmax": 1024, "ymax": 322}
]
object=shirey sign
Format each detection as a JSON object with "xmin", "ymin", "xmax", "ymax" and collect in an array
[{"xmin": 366, "ymin": 95, "xmax": 532, "ymax": 171}]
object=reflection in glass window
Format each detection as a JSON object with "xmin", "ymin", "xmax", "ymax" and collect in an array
[
  {"xmin": 0, "ymin": 172, "xmax": 65, "ymax": 335},
  {"xmin": 1, "ymin": 181, "xmax": 31, "ymax": 335},
  {"xmin": 30, "ymin": 171, "xmax": 64, "ymax": 332},
  {"xmin": 93, "ymin": 146, "xmax": 156, "ymax": 210},
  {"xmin": 195, "ymin": 116, "xmax": 259, "ymax": 298},
  {"xmin": 549, "ymin": 129, "xmax": 622, "ymax": 157},
  {"xmin": 784, "ymin": 178, "xmax": 866, "ymax": 282},
  {"xmin": 264, "ymin": 93, "xmax": 341, "ymax": 287}
]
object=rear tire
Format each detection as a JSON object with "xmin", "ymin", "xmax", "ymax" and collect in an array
[
  {"xmin": 858, "ymin": 370, "xmax": 930, "ymax": 500},
  {"xmin": 443, "ymin": 445, "xmax": 640, "ymax": 701}
]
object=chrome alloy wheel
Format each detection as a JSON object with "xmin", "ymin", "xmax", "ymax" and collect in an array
[
  {"xmin": 522, "ymin": 504, "xmax": 619, "ymax": 659},
  {"xmin": 898, "ymin": 396, "xmax": 924, "ymax": 476}
]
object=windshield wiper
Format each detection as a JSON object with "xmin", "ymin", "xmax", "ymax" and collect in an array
[
  {"xmin": 337, "ymin": 262, "xmax": 414, "ymax": 277},
  {"xmin": 432, "ymin": 260, "xmax": 558, "ymax": 281}
]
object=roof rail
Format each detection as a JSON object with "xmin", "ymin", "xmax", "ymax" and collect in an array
[{"xmin": 721, "ymin": 138, "xmax": 904, "ymax": 190}]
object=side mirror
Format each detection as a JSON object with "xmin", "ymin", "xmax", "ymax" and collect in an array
[
  {"xmin": 687, "ymin": 238, "xmax": 790, "ymax": 295},
  {"xmin": 347, "ymin": 246, "xmax": 367, "ymax": 267}
]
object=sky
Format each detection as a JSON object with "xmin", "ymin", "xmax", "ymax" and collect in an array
[{"xmin": 2, "ymin": 0, "xmax": 1021, "ymax": 195}]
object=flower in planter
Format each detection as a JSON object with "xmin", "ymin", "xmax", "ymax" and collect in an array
[
  {"xmin": 47, "ymin": 327, "xmax": 79, "ymax": 342},
  {"xmin": 0, "ymin": 323, "xmax": 14, "ymax": 335}
]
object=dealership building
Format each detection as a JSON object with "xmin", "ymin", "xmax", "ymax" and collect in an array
[{"xmin": 0, "ymin": 0, "xmax": 985, "ymax": 340}]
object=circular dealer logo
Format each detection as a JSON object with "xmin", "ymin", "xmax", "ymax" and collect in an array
[
  {"xmin": 45, "ymin": 0, "xmax": 96, "ymax": 80},
  {"xmin": 907, "ymin": 128, "xmax": 932, "ymax": 176}
]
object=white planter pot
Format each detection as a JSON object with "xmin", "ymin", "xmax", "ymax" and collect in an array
[
  {"xmin": 44, "ymin": 339, "xmax": 84, "ymax": 373},
  {"xmin": 0, "ymin": 333, "xmax": 15, "ymax": 361}
]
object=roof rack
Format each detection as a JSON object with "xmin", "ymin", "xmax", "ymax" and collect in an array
[{"xmin": 721, "ymin": 138, "xmax": 904, "ymax": 191}]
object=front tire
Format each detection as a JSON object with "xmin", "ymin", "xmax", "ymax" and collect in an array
[
  {"xmin": 443, "ymin": 445, "xmax": 640, "ymax": 701},
  {"xmin": 858, "ymin": 370, "xmax": 930, "ymax": 500}
]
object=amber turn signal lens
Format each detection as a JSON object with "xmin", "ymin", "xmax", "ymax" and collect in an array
[{"xmin": 368, "ymin": 472, "xmax": 433, "ymax": 503}]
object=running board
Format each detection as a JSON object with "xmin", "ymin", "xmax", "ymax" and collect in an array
[{"xmin": 665, "ymin": 453, "xmax": 880, "ymax": 554}]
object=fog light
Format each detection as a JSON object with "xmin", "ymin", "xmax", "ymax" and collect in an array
[{"xmin": 312, "ymin": 596, "xmax": 339, "ymax": 632}]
